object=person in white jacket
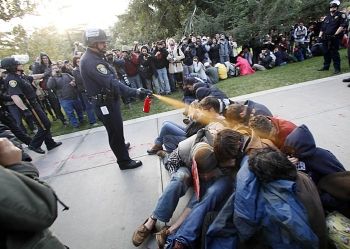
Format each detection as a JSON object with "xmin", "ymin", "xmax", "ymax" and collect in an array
[{"xmin": 167, "ymin": 38, "xmax": 185, "ymax": 92}]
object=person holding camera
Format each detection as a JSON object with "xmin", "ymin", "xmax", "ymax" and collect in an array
[
  {"xmin": 80, "ymin": 28, "xmax": 152, "ymax": 170},
  {"xmin": 138, "ymin": 45, "xmax": 156, "ymax": 91},
  {"xmin": 153, "ymin": 41, "xmax": 171, "ymax": 95},
  {"xmin": 47, "ymin": 63, "xmax": 84, "ymax": 129},
  {"xmin": 167, "ymin": 38, "xmax": 185, "ymax": 92},
  {"xmin": 318, "ymin": 0, "xmax": 347, "ymax": 74}
]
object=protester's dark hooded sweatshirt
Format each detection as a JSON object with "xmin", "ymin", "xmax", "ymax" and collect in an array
[{"xmin": 283, "ymin": 124, "xmax": 345, "ymax": 185}]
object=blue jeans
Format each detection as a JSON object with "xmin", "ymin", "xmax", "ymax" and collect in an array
[
  {"xmin": 155, "ymin": 121, "xmax": 187, "ymax": 152},
  {"xmin": 153, "ymin": 167, "xmax": 192, "ymax": 222},
  {"xmin": 128, "ymin": 74, "xmax": 143, "ymax": 89},
  {"xmin": 60, "ymin": 99, "xmax": 84, "ymax": 128},
  {"xmin": 155, "ymin": 67, "xmax": 171, "ymax": 94},
  {"xmin": 168, "ymin": 176, "xmax": 233, "ymax": 248},
  {"xmin": 81, "ymin": 92, "xmax": 96, "ymax": 124}
]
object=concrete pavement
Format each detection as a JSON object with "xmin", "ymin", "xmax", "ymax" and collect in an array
[{"xmin": 28, "ymin": 73, "xmax": 350, "ymax": 249}]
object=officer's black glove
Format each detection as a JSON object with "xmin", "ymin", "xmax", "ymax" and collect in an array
[
  {"xmin": 22, "ymin": 109, "xmax": 33, "ymax": 119},
  {"xmin": 136, "ymin": 88, "xmax": 153, "ymax": 100}
]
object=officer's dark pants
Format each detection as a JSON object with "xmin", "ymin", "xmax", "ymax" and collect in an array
[
  {"xmin": 47, "ymin": 90, "xmax": 66, "ymax": 124},
  {"xmin": 93, "ymin": 99, "xmax": 131, "ymax": 165},
  {"xmin": 0, "ymin": 109, "xmax": 32, "ymax": 145},
  {"xmin": 322, "ymin": 38, "xmax": 341, "ymax": 71},
  {"xmin": 29, "ymin": 101, "xmax": 56, "ymax": 149}
]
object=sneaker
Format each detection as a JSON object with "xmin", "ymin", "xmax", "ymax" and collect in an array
[
  {"xmin": 155, "ymin": 225, "xmax": 170, "ymax": 249},
  {"xmin": 90, "ymin": 122, "xmax": 99, "ymax": 127},
  {"xmin": 334, "ymin": 70, "xmax": 341, "ymax": 75},
  {"xmin": 147, "ymin": 144, "xmax": 163, "ymax": 155},
  {"xmin": 132, "ymin": 219, "xmax": 153, "ymax": 247},
  {"xmin": 318, "ymin": 68, "xmax": 329, "ymax": 71}
]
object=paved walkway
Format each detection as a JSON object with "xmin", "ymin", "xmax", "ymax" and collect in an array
[{"xmin": 28, "ymin": 74, "xmax": 350, "ymax": 249}]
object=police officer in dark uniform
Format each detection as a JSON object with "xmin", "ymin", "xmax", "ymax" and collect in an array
[
  {"xmin": 0, "ymin": 73, "xmax": 32, "ymax": 145},
  {"xmin": 80, "ymin": 28, "xmax": 151, "ymax": 170},
  {"xmin": 318, "ymin": 0, "xmax": 347, "ymax": 74},
  {"xmin": 0, "ymin": 57, "xmax": 62, "ymax": 154}
]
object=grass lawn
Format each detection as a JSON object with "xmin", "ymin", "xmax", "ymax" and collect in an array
[{"xmin": 50, "ymin": 49, "xmax": 350, "ymax": 136}]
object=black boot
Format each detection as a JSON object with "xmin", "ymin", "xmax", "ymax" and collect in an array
[{"xmin": 119, "ymin": 160, "xmax": 142, "ymax": 170}]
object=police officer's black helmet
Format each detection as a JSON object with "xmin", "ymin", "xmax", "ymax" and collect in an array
[
  {"xmin": 83, "ymin": 28, "xmax": 108, "ymax": 47},
  {"xmin": 0, "ymin": 57, "xmax": 20, "ymax": 72}
]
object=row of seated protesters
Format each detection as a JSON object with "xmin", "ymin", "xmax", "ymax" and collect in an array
[{"xmin": 131, "ymin": 78, "xmax": 349, "ymax": 249}]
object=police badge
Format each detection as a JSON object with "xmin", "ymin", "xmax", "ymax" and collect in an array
[
  {"xmin": 9, "ymin": 80, "xmax": 17, "ymax": 88},
  {"xmin": 96, "ymin": 64, "xmax": 107, "ymax": 74}
]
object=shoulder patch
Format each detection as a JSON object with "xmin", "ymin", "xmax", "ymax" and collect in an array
[
  {"xmin": 9, "ymin": 80, "xmax": 17, "ymax": 88},
  {"xmin": 342, "ymin": 13, "xmax": 346, "ymax": 19},
  {"xmin": 96, "ymin": 64, "xmax": 108, "ymax": 74}
]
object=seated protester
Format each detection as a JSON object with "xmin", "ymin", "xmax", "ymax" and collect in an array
[
  {"xmin": 0, "ymin": 137, "xmax": 67, "ymax": 249},
  {"xmin": 214, "ymin": 63, "xmax": 228, "ymax": 80},
  {"xmin": 293, "ymin": 46, "xmax": 304, "ymax": 62},
  {"xmin": 195, "ymin": 86, "xmax": 230, "ymax": 114},
  {"xmin": 252, "ymin": 48, "xmax": 276, "ymax": 71},
  {"xmin": 224, "ymin": 101, "xmax": 272, "ymax": 130},
  {"xmin": 281, "ymin": 124, "xmax": 348, "ymax": 217},
  {"xmin": 133, "ymin": 125, "xmax": 242, "ymax": 248},
  {"xmin": 182, "ymin": 77, "xmax": 197, "ymax": 105},
  {"xmin": 233, "ymin": 148, "xmax": 325, "ymax": 249},
  {"xmin": 204, "ymin": 62, "xmax": 219, "ymax": 84},
  {"xmin": 164, "ymin": 131, "xmax": 243, "ymax": 249},
  {"xmin": 248, "ymin": 115, "xmax": 297, "ymax": 149},
  {"xmin": 146, "ymin": 96, "xmax": 223, "ymax": 156},
  {"xmin": 192, "ymin": 56, "xmax": 208, "ymax": 81},
  {"xmin": 235, "ymin": 53, "xmax": 255, "ymax": 76},
  {"xmin": 273, "ymin": 46, "xmax": 289, "ymax": 66},
  {"xmin": 241, "ymin": 45, "xmax": 253, "ymax": 66}
]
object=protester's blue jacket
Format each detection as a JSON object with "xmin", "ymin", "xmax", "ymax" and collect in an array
[{"xmin": 233, "ymin": 156, "xmax": 319, "ymax": 249}]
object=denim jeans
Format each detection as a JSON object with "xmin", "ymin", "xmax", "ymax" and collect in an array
[
  {"xmin": 182, "ymin": 65, "xmax": 193, "ymax": 78},
  {"xmin": 169, "ymin": 175, "xmax": 233, "ymax": 248},
  {"xmin": 155, "ymin": 121, "xmax": 187, "ymax": 152},
  {"xmin": 156, "ymin": 67, "xmax": 171, "ymax": 94},
  {"xmin": 81, "ymin": 92, "xmax": 96, "ymax": 124},
  {"xmin": 128, "ymin": 74, "xmax": 143, "ymax": 89},
  {"xmin": 152, "ymin": 74, "xmax": 161, "ymax": 94},
  {"xmin": 152, "ymin": 167, "xmax": 192, "ymax": 222},
  {"xmin": 60, "ymin": 99, "xmax": 84, "ymax": 128}
]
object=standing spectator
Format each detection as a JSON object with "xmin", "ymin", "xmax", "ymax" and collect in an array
[
  {"xmin": 228, "ymin": 35, "xmax": 238, "ymax": 63},
  {"xmin": 318, "ymin": 0, "xmax": 347, "ymax": 74},
  {"xmin": 153, "ymin": 41, "xmax": 171, "ymax": 95},
  {"xmin": 195, "ymin": 37, "xmax": 207, "ymax": 62},
  {"xmin": 32, "ymin": 52, "xmax": 67, "ymax": 126},
  {"xmin": 47, "ymin": 64, "xmax": 84, "ymax": 129},
  {"xmin": 181, "ymin": 38, "xmax": 195, "ymax": 78},
  {"xmin": 72, "ymin": 56, "xmax": 97, "ymax": 126},
  {"xmin": 209, "ymin": 38, "xmax": 220, "ymax": 65},
  {"xmin": 122, "ymin": 46, "xmax": 143, "ymax": 89},
  {"xmin": 167, "ymin": 39, "xmax": 185, "ymax": 92},
  {"xmin": 294, "ymin": 22, "xmax": 308, "ymax": 59},
  {"xmin": 138, "ymin": 45, "xmax": 155, "ymax": 91},
  {"xmin": 218, "ymin": 34, "xmax": 230, "ymax": 63}
]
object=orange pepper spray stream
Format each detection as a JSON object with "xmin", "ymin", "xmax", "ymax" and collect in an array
[{"xmin": 152, "ymin": 94, "xmax": 223, "ymax": 126}]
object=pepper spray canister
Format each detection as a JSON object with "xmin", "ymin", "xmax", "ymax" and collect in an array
[{"xmin": 143, "ymin": 95, "xmax": 152, "ymax": 113}]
